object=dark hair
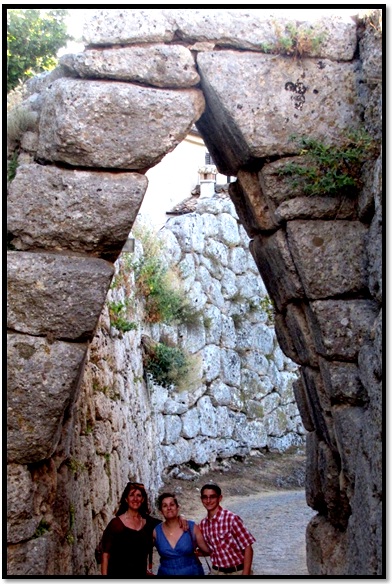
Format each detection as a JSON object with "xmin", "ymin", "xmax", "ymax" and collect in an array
[
  {"xmin": 157, "ymin": 492, "xmax": 179, "ymax": 511},
  {"xmin": 116, "ymin": 482, "xmax": 150, "ymax": 517},
  {"xmin": 201, "ymin": 483, "xmax": 222, "ymax": 497}
]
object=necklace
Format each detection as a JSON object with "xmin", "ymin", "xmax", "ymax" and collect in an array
[{"xmin": 165, "ymin": 521, "xmax": 179, "ymax": 535}]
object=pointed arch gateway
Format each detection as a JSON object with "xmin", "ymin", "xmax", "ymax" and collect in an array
[{"xmin": 7, "ymin": 9, "xmax": 382, "ymax": 576}]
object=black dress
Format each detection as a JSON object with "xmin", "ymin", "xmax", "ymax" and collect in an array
[{"xmin": 102, "ymin": 515, "xmax": 156, "ymax": 577}]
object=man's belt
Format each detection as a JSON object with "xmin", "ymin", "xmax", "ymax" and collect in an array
[{"xmin": 212, "ymin": 563, "xmax": 244, "ymax": 574}]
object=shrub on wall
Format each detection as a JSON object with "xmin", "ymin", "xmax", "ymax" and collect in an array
[
  {"xmin": 142, "ymin": 335, "xmax": 201, "ymax": 392},
  {"xmin": 277, "ymin": 130, "xmax": 378, "ymax": 197},
  {"xmin": 131, "ymin": 223, "xmax": 200, "ymax": 326}
]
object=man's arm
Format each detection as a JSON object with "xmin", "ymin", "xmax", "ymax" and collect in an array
[{"xmin": 242, "ymin": 545, "xmax": 253, "ymax": 576}]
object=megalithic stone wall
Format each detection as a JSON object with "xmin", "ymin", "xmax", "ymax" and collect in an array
[{"xmin": 6, "ymin": 9, "xmax": 382, "ymax": 576}]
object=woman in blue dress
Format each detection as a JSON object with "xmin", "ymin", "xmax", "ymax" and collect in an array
[{"xmin": 153, "ymin": 492, "xmax": 211, "ymax": 576}]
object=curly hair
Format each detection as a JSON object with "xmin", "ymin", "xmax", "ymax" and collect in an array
[{"xmin": 157, "ymin": 492, "xmax": 179, "ymax": 511}]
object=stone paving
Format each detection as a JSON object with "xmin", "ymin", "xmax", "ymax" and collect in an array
[{"xmin": 225, "ymin": 490, "xmax": 315, "ymax": 576}]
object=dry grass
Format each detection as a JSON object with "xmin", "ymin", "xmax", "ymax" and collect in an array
[{"xmin": 7, "ymin": 105, "xmax": 37, "ymax": 146}]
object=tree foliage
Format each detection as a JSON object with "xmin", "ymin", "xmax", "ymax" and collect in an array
[{"xmin": 7, "ymin": 9, "xmax": 71, "ymax": 93}]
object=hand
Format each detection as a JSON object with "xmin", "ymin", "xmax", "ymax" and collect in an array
[
  {"xmin": 146, "ymin": 569, "xmax": 155, "ymax": 576},
  {"xmin": 178, "ymin": 515, "xmax": 189, "ymax": 531}
]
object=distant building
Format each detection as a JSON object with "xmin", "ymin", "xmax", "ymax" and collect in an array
[{"xmin": 138, "ymin": 127, "xmax": 234, "ymax": 231}]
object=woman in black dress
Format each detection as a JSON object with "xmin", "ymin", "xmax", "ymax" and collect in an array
[{"xmin": 101, "ymin": 482, "xmax": 158, "ymax": 577}]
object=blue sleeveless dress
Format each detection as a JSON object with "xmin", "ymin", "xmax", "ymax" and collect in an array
[{"xmin": 155, "ymin": 520, "xmax": 205, "ymax": 576}]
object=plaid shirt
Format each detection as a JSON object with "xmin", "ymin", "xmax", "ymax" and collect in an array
[{"xmin": 199, "ymin": 506, "xmax": 256, "ymax": 568}]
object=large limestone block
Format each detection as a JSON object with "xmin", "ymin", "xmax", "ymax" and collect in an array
[
  {"xmin": 196, "ymin": 52, "xmax": 360, "ymax": 174},
  {"xmin": 220, "ymin": 349, "xmax": 241, "ymax": 387},
  {"xmin": 7, "ymin": 533, "xmax": 56, "ymax": 576},
  {"xmin": 190, "ymin": 436, "xmax": 219, "ymax": 465},
  {"xmin": 259, "ymin": 158, "xmax": 357, "ymax": 222},
  {"xmin": 229, "ymin": 172, "xmax": 278, "ymax": 236},
  {"xmin": 287, "ymin": 220, "xmax": 368, "ymax": 299},
  {"xmin": 7, "ymin": 164, "xmax": 147, "ymax": 261},
  {"xmin": 293, "ymin": 378, "xmax": 314, "ymax": 432},
  {"xmin": 7, "ymin": 333, "xmax": 87, "ymax": 464},
  {"xmin": 7, "ymin": 464, "xmax": 39, "ymax": 543},
  {"xmin": 181, "ymin": 408, "xmax": 200, "ymax": 439},
  {"xmin": 197, "ymin": 396, "xmax": 219, "ymax": 437},
  {"xmin": 163, "ymin": 415, "xmax": 182, "ymax": 444},
  {"xmin": 162, "ymin": 437, "xmax": 192, "ymax": 467},
  {"xmin": 332, "ymin": 405, "xmax": 365, "ymax": 486},
  {"xmin": 318, "ymin": 440, "xmax": 350, "ymax": 529},
  {"xmin": 274, "ymin": 195, "xmax": 358, "ymax": 223},
  {"xmin": 306, "ymin": 511, "xmax": 348, "ymax": 575},
  {"xmin": 235, "ymin": 419, "xmax": 267, "ymax": 449},
  {"xmin": 277, "ymin": 303, "xmax": 319, "ymax": 367},
  {"xmin": 60, "ymin": 46, "xmax": 200, "ymax": 88},
  {"xmin": 84, "ymin": 10, "xmax": 357, "ymax": 61},
  {"xmin": 300, "ymin": 367, "xmax": 336, "ymax": 452},
  {"xmin": 250, "ymin": 231, "xmax": 304, "ymax": 311},
  {"xmin": 319, "ymin": 359, "xmax": 368, "ymax": 406},
  {"xmin": 209, "ymin": 380, "xmax": 243, "ymax": 411},
  {"xmin": 170, "ymin": 11, "xmax": 357, "ymax": 59},
  {"xmin": 345, "ymin": 453, "xmax": 383, "ymax": 575},
  {"xmin": 36, "ymin": 79, "xmax": 205, "ymax": 169},
  {"xmin": 308, "ymin": 299, "xmax": 379, "ymax": 361},
  {"xmin": 83, "ymin": 9, "xmax": 174, "ymax": 45},
  {"xmin": 7, "ymin": 252, "xmax": 114, "ymax": 341},
  {"xmin": 358, "ymin": 343, "xmax": 382, "ymax": 425}
]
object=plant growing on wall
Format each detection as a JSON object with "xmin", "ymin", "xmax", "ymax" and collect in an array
[
  {"xmin": 107, "ymin": 300, "xmax": 138, "ymax": 333},
  {"xmin": 260, "ymin": 21, "xmax": 326, "ymax": 58},
  {"xmin": 33, "ymin": 518, "xmax": 50, "ymax": 538},
  {"xmin": 131, "ymin": 223, "xmax": 201, "ymax": 326},
  {"xmin": 7, "ymin": 104, "xmax": 37, "ymax": 183},
  {"xmin": 141, "ymin": 334, "xmax": 201, "ymax": 392},
  {"xmin": 143, "ymin": 341, "xmax": 190, "ymax": 388},
  {"xmin": 277, "ymin": 130, "xmax": 378, "ymax": 197}
]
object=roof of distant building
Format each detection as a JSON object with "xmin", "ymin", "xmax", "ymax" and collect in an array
[{"xmin": 166, "ymin": 183, "xmax": 231, "ymax": 216}]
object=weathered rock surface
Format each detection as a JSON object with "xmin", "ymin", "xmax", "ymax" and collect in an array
[
  {"xmin": 7, "ymin": 464, "xmax": 39, "ymax": 543},
  {"xmin": 7, "ymin": 252, "xmax": 114, "ymax": 341},
  {"xmin": 60, "ymin": 45, "xmax": 200, "ymax": 88},
  {"xmin": 308, "ymin": 299, "xmax": 379, "ymax": 361},
  {"xmin": 7, "ymin": 165, "xmax": 147, "ymax": 261},
  {"xmin": 7, "ymin": 333, "xmax": 87, "ymax": 464},
  {"xmin": 286, "ymin": 220, "xmax": 368, "ymax": 299},
  {"xmin": 83, "ymin": 9, "xmax": 357, "ymax": 61},
  {"xmin": 250, "ymin": 232, "xmax": 305, "ymax": 311},
  {"xmin": 36, "ymin": 79, "xmax": 205, "ymax": 169},
  {"xmin": 196, "ymin": 52, "xmax": 361, "ymax": 174}
]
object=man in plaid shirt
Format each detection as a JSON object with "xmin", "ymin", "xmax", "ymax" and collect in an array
[{"xmin": 199, "ymin": 483, "xmax": 255, "ymax": 576}]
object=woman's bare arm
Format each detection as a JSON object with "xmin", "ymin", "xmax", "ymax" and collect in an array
[{"xmin": 101, "ymin": 552, "xmax": 109, "ymax": 576}]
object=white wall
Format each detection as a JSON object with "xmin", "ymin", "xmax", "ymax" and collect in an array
[{"xmin": 138, "ymin": 133, "xmax": 230, "ymax": 231}]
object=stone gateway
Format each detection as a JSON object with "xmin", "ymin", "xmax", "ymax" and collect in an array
[{"xmin": 7, "ymin": 9, "xmax": 382, "ymax": 576}]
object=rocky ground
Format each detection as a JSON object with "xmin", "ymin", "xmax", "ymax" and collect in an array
[{"xmin": 159, "ymin": 445, "xmax": 307, "ymax": 520}]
